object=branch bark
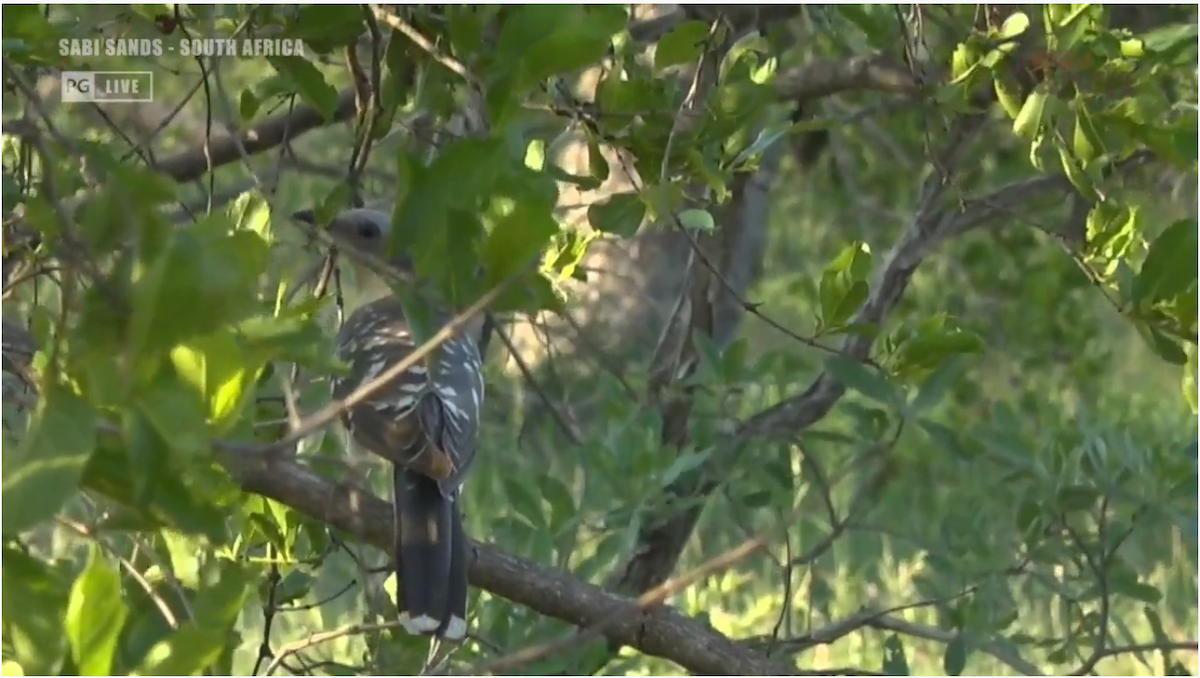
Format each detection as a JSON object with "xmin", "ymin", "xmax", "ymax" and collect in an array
[
  {"xmin": 154, "ymin": 88, "xmax": 358, "ymax": 184},
  {"xmin": 230, "ymin": 451, "xmax": 800, "ymax": 676}
]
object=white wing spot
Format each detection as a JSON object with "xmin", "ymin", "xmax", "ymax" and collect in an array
[{"xmin": 362, "ymin": 360, "xmax": 385, "ymax": 382}]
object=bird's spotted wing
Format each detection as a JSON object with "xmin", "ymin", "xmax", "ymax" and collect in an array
[
  {"xmin": 417, "ymin": 332, "xmax": 484, "ymax": 492},
  {"xmin": 333, "ymin": 298, "xmax": 482, "ymax": 486}
]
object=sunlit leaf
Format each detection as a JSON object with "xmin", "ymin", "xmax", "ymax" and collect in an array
[
  {"xmin": 677, "ymin": 208, "xmax": 715, "ymax": 232},
  {"xmin": 66, "ymin": 546, "xmax": 128, "ymax": 677}
]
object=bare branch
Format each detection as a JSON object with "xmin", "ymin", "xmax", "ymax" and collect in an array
[
  {"xmin": 155, "ymin": 90, "xmax": 358, "ymax": 184},
  {"xmin": 229, "ymin": 452, "xmax": 799, "ymax": 676},
  {"xmin": 371, "ymin": 6, "xmax": 479, "ymax": 89},
  {"xmin": 776, "ymin": 54, "xmax": 921, "ymax": 102}
]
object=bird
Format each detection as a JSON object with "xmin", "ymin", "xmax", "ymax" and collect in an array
[{"xmin": 317, "ymin": 207, "xmax": 485, "ymax": 643}]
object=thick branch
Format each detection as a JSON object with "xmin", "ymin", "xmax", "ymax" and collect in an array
[
  {"xmin": 155, "ymin": 88, "xmax": 358, "ymax": 184},
  {"xmin": 230, "ymin": 452, "xmax": 799, "ymax": 676}
]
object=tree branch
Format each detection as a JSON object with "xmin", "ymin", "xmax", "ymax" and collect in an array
[
  {"xmin": 229, "ymin": 451, "xmax": 800, "ymax": 676},
  {"xmin": 154, "ymin": 88, "xmax": 358, "ymax": 184}
]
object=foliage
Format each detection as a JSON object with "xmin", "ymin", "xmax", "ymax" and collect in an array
[{"xmin": 1, "ymin": 4, "xmax": 1196, "ymax": 677}]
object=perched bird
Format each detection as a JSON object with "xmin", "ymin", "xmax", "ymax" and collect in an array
[{"xmin": 320, "ymin": 208, "xmax": 484, "ymax": 642}]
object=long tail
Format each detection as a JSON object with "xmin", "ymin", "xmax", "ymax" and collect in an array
[{"xmin": 392, "ymin": 466, "xmax": 468, "ymax": 641}]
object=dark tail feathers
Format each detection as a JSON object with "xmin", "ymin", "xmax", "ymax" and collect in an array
[{"xmin": 392, "ymin": 466, "xmax": 468, "ymax": 641}]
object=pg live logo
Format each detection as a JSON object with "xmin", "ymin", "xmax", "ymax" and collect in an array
[{"xmin": 61, "ymin": 71, "xmax": 153, "ymax": 103}]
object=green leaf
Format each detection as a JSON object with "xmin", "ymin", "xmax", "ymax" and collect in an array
[
  {"xmin": 66, "ymin": 545, "xmax": 129, "ymax": 677},
  {"xmin": 1144, "ymin": 606, "xmax": 1172, "ymax": 647},
  {"xmin": 882, "ymin": 634, "xmax": 911, "ymax": 675},
  {"xmin": 1000, "ymin": 12, "xmax": 1030, "ymax": 39},
  {"xmin": 919, "ymin": 420, "xmax": 972, "ymax": 461},
  {"xmin": 951, "ymin": 42, "xmax": 983, "ymax": 85},
  {"xmin": 136, "ymin": 627, "xmax": 226, "ymax": 677},
  {"xmin": 588, "ymin": 192, "xmax": 646, "ymax": 237},
  {"xmin": 655, "ymin": 20, "xmax": 709, "ymax": 71},
  {"xmin": 1013, "ymin": 89, "xmax": 1049, "ymax": 140},
  {"xmin": 1057, "ymin": 145, "xmax": 1097, "ymax": 200},
  {"xmin": 288, "ymin": 5, "xmax": 365, "ymax": 50},
  {"xmin": 730, "ymin": 123, "xmax": 791, "ymax": 168},
  {"xmin": 2, "ymin": 547, "xmax": 70, "ymax": 674},
  {"xmin": 235, "ymin": 312, "xmax": 338, "ymax": 371},
  {"xmin": 943, "ymin": 633, "xmax": 970, "ymax": 676},
  {"xmin": 1133, "ymin": 317, "xmax": 1188, "ymax": 365},
  {"xmin": 497, "ymin": 6, "xmax": 626, "ymax": 86},
  {"xmin": 75, "ymin": 167, "xmax": 177, "ymax": 254},
  {"xmin": 537, "ymin": 473, "xmax": 577, "ymax": 536},
  {"xmin": 677, "ymin": 208, "xmax": 715, "ymax": 232},
  {"xmin": 393, "ymin": 137, "xmax": 505, "ymax": 272},
  {"xmin": 1184, "ymin": 345, "xmax": 1198, "ymax": 414},
  {"xmin": 1073, "ymin": 101, "xmax": 1103, "ymax": 165},
  {"xmin": 269, "ymin": 56, "xmax": 339, "ymax": 122},
  {"xmin": 835, "ymin": 6, "xmax": 894, "ymax": 47},
  {"xmin": 229, "ymin": 191, "xmax": 273, "ymax": 242},
  {"xmin": 316, "ymin": 183, "xmax": 356, "ymax": 228},
  {"xmin": 275, "ymin": 570, "xmax": 314, "ymax": 606},
  {"xmin": 1136, "ymin": 219, "xmax": 1198, "ymax": 306},
  {"xmin": 659, "ymin": 448, "xmax": 714, "ymax": 488},
  {"xmin": 0, "ymin": 6, "xmax": 61, "ymax": 65},
  {"xmin": 121, "ymin": 406, "xmax": 171, "ymax": 509},
  {"xmin": 993, "ymin": 73, "xmax": 1023, "ymax": 119},
  {"xmin": 895, "ymin": 327, "xmax": 985, "ymax": 374},
  {"xmin": 170, "ymin": 330, "xmax": 261, "ymax": 435},
  {"xmin": 137, "ymin": 371, "xmax": 212, "ymax": 459},
  {"xmin": 909, "ymin": 356, "xmax": 966, "ymax": 414},
  {"xmin": 818, "ymin": 242, "xmax": 873, "ymax": 330},
  {"xmin": 823, "ymin": 356, "xmax": 899, "ymax": 407},
  {"xmin": 503, "ymin": 478, "xmax": 546, "ymax": 530},
  {"xmin": 1108, "ymin": 563, "xmax": 1163, "ymax": 604},
  {"xmin": 524, "ymin": 139, "xmax": 546, "ymax": 171},
  {"xmin": 238, "ymin": 88, "xmax": 259, "ymax": 122},
  {"xmin": 483, "ymin": 197, "xmax": 561, "ymax": 286},
  {"xmin": 2, "ymin": 384, "xmax": 97, "ymax": 534},
  {"xmin": 586, "ymin": 132, "xmax": 610, "ymax": 183},
  {"xmin": 1055, "ymin": 484, "xmax": 1100, "ymax": 512},
  {"xmin": 81, "ymin": 440, "xmax": 230, "ymax": 543},
  {"xmin": 129, "ymin": 217, "xmax": 270, "ymax": 359}
]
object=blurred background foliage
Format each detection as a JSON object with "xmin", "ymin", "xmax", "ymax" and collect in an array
[{"xmin": 1, "ymin": 4, "xmax": 1197, "ymax": 676}]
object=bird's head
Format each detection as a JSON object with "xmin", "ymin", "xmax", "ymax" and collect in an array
[
  {"xmin": 302, "ymin": 207, "xmax": 415, "ymax": 313},
  {"xmin": 295, "ymin": 206, "xmax": 493, "ymax": 351}
]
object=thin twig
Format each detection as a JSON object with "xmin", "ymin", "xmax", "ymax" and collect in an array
[
  {"xmin": 468, "ymin": 442, "xmax": 892, "ymax": 675},
  {"xmin": 371, "ymin": 6, "xmax": 479, "ymax": 88},
  {"xmin": 491, "ymin": 323, "xmax": 584, "ymax": 445},
  {"xmin": 264, "ymin": 622, "xmax": 402, "ymax": 676},
  {"xmin": 260, "ymin": 268, "xmax": 524, "ymax": 456},
  {"xmin": 57, "ymin": 517, "xmax": 180, "ymax": 631}
]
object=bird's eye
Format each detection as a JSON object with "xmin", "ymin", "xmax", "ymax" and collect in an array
[{"xmin": 357, "ymin": 223, "xmax": 380, "ymax": 239}]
